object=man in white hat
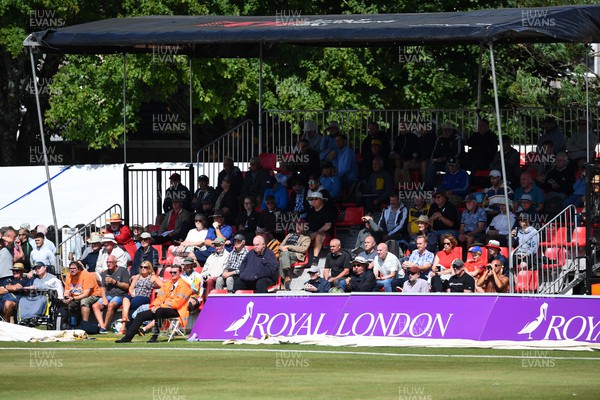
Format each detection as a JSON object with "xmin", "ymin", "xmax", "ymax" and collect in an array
[
  {"xmin": 483, "ymin": 169, "xmax": 514, "ymax": 217},
  {"xmin": 95, "ymin": 233, "xmax": 128, "ymax": 279},
  {"xmin": 79, "ymin": 232, "xmax": 103, "ymax": 273},
  {"xmin": 302, "ymin": 265, "xmax": 331, "ymax": 293},
  {"xmin": 306, "ymin": 191, "xmax": 337, "ymax": 267},
  {"xmin": 300, "ymin": 120, "xmax": 322, "ymax": 152}
]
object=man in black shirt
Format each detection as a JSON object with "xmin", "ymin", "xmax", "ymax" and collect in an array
[
  {"xmin": 428, "ymin": 190, "xmax": 459, "ymax": 241},
  {"xmin": 306, "ymin": 191, "xmax": 336, "ymax": 266},
  {"xmin": 323, "ymin": 239, "xmax": 352, "ymax": 290},
  {"xmin": 345, "ymin": 256, "xmax": 377, "ymax": 292},
  {"xmin": 447, "ymin": 259, "xmax": 475, "ymax": 293}
]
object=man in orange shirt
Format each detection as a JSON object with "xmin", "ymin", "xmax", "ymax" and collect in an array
[
  {"xmin": 116, "ymin": 264, "xmax": 193, "ymax": 343},
  {"xmin": 63, "ymin": 261, "xmax": 102, "ymax": 324}
]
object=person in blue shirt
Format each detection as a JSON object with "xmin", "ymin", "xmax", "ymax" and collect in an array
[
  {"xmin": 319, "ymin": 121, "xmax": 340, "ymax": 161},
  {"xmin": 261, "ymin": 173, "xmax": 289, "ymax": 211},
  {"xmin": 439, "ymin": 157, "xmax": 470, "ymax": 206},
  {"xmin": 331, "ymin": 134, "xmax": 359, "ymax": 186},
  {"xmin": 319, "ymin": 161, "xmax": 342, "ymax": 200},
  {"xmin": 194, "ymin": 211, "xmax": 233, "ymax": 264}
]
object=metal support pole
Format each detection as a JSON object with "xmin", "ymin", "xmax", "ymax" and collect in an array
[
  {"xmin": 123, "ymin": 54, "xmax": 127, "ymax": 165},
  {"xmin": 189, "ymin": 57, "xmax": 194, "ymax": 164},
  {"xmin": 489, "ymin": 43, "xmax": 514, "ymax": 293},
  {"xmin": 28, "ymin": 47, "xmax": 60, "ymax": 267},
  {"xmin": 258, "ymin": 42, "xmax": 263, "ymax": 157}
]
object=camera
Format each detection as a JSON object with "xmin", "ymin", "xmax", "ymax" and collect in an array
[{"xmin": 486, "ymin": 264, "xmax": 493, "ymax": 271}]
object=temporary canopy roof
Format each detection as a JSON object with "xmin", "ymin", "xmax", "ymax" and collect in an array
[{"xmin": 25, "ymin": 5, "xmax": 600, "ymax": 56}]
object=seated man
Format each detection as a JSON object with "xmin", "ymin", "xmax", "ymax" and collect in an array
[
  {"xmin": 216, "ymin": 234, "xmax": 248, "ymax": 293},
  {"xmin": 485, "ymin": 201, "xmax": 516, "ymax": 247},
  {"xmin": 261, "ymin": 174, "xmax": 288, "ymax": 211},
  {"xmin": 373, "ymin": 243, "xmax": 402, "ymax": 292},
  {"xmin": 18, "ymin": 261, "xmax": 64, "ymax": 327},
  {"xmin": 438, "ymin": 157, "xmax": 470, "ymax": 206},
  {"xmin": 257, "ymin": 195, "xmax": 281, "ymax": 236},
  {"xmin": 360, "ymin": 157, "xmax": 394, "ymax": 212},
  {"xmin": 345, "ymin": 256, "xmax": 377, "ymax": 292},
  {"xmin": 476, "ymin": 259, "xmax": 509, "ymax": 293},
  {"xmin": 156, "ymin": 198, "xmax": 194, "ymax": 244},
  {"xmin": 95, "ymin": 233, "xmax": 128, "ymax": 278},
  {"xmin": 428, "ymin": 190, "xmax": 460, "ymax": 240},
  {"xmin": 241, "ymin": 157, "xmax": 270, "ymax": 206},
  {"xmin": 0, "ymin": 263, "xmax": 32, "ymax": 323},
  {"xmin": 486, "ymin": 239, "xmax": 509, "ymax": 277},
  {"xmin": 79, "ymin": 232, "xmax": 103, "ymax": 273},
  {"xmin": 233, "ymin": 236, "xmax": 278, "ymax": 293},
  {"xmin": 458, "ymin": 194, "xmax": 488, "ymax": 251},
  {"xmin": 447, "ymin": 259, "xmax": 475, "ymax": 293},
  {"xmin": 194, "ymin": 211, "xmax": 233, "ymax": 263},
  {"xmin": 305, "ymin": 191, "xmax": 337, "ymax": 266},
  {"xmin": 279, "ymin": 220, "xmax": 311, "ymax": 286},
  {"xmin": 356, "ymin": 235, "xmax": 377, "ymax": 261},
  {"xmin": 92, "ymin": 255, "xmax": 131, "ymax": 333},
  {"xmin": 323, "ymin": 239, "xmax": 352, "ymax": 290},
  {"xmin": 353, "ymin": 217, "xmax": 379, "ymax": 254},
  {"xmin": 319, "ymin": 161, "xmax": 342, "ymax": 200},
  {"xmin": 401, "ymin": 266, "xmax": 429, "ymax": 293},
  {"xmin": 30, "ymin": 233, "xmax": 55, "ymax": 271},
  {"xmin": 331, "ymin": 134, "xmax": 359, "ymax": 187},
  {"xmin": 372, "ymin": 193, "xmax": 408, "ymax": 244},
  {"xmin": 180, "ymin": 257, "xmax": 204, "ymax": 310},
  {"xmin": 401, "ymin": 235, "xmax": 435, "ymax": 282},
  {"xmin": 63, "ymin": 261, "xmax": 102, "ymax": 326},
  {"xmin": 116, "ymin": 264, "xmax": 193, "ymax": 343},
  {"xmin": 131, "ymin": 232, "xmax": 159, "ymax": 276},
  {"xmin": 200, "ymin": 237, "xmax": 230, "ymax": 296},
  {"xmin": 302, "ymin": 265, "xmax": 331, "ymax": 293}
]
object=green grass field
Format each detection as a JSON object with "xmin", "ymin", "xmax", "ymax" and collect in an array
[{"xmin": 2, "ymin": 334, "xmax": 600, "ymax": 400}]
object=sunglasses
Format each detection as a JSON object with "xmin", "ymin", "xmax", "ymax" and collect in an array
[
  {"xmin": 410, "ymin": 271, "xmax": 420, "ymax": 275},
  {"xmin": 452, "ymin": 265, "xmax": 463, "ymax": 269},
  {"xmin": 140, "ymin": 266, "xmax": 151, "ymax": 270},
  {"xmin": 170, "ymin": 270, "xmax": 180, "ymax": 275},
  {"xmin": 443, "ymin": 242, "xmax": 452, "ymax": 246}
]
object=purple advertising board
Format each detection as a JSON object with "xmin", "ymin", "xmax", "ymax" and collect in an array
[{"xmin": 190, "ymin": 293, "xmax": 600, "ymax": 342}]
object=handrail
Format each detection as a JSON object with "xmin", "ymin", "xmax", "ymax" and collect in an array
[
  {"xmin": 510, "ymin": 205, "xmax": 578, "ymax": 294},
  {"xmin": 195, "ymin": 119, "xmax": 255, "ymax": 185},
  {"xmin": 57, "ymin": 203, "xmax": 122, "ymax": 271}
]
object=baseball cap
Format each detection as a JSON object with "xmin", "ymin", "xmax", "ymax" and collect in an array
[
  {"xmin": 469, "ymin": 246, "xmax": 482, "ymax": 253},
  {"xmin": 489, "ymin": 170, "xmax": 501, "ymax": 178},
  {"xmin": 233, "ymin": 234, "xmax": 246, "ymax": 241}
]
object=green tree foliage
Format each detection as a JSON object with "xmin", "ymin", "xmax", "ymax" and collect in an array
[{"xmin": 0, "ymin": 0, "xmax": 597, "ymax": 164}]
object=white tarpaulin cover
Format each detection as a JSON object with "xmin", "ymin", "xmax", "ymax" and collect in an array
[
  {"xmin": 222, "ymin": 334, "xmax": 600, "ymax": 351},
  {"xmin": 0, "ymin": 321, "xmax": 87, "ymax": 342},
  {"xmin": 0, "ymin": 162, "xmax": 189, "ymax": 228}
]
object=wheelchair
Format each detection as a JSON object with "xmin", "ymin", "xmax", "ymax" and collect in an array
[{"xmin": 17, "ymin": 289, "xmax": 69, "ymax": 330}]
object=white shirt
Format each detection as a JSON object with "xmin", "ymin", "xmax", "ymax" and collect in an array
[
  {"xmin": 202, "ymin": 250, "xmax": 230, "ymax": 279},
  {"xmin": 374, "ymin": 252, "xmax": 403, "ymax": 278},
  {"xmin": 96, "ymin": 246, "xmax": 128, "ymax": 275}
]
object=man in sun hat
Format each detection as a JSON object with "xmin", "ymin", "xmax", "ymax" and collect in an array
[
  {"xmin": 485, "ymin": 239, "xmax": 509, "ymax": 277},
  {"xmin": 302, "ymin": 264, "xmax": 331, "ymax": 293},
  {"xmin": 95, "ymin": 233, "xmax": 128, "ymax": 278}
]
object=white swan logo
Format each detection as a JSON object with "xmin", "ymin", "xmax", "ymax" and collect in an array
[
  {"xmin": 518, "ymin": 302, "xmax": 548, "ymax": 340},
  {"xmin": 224, "ymin": 301, "xmax": 254, "ymax": 336}
]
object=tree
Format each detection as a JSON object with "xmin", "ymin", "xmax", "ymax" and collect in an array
[{"xmin": 1, "ymin": 0, "xmax": 597, "ymax": 165}]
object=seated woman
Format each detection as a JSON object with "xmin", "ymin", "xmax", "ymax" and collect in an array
[
  {"xmin": 106, "ymin": 213, "xmax": 137, "ymax": 261},
  {"xmin": 430, "ymin": 233, "xmax": 462, "ymax": 292},
  {"xmin": 121, "ymin": 261, "xmax": 162, "ymax": 327}
]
